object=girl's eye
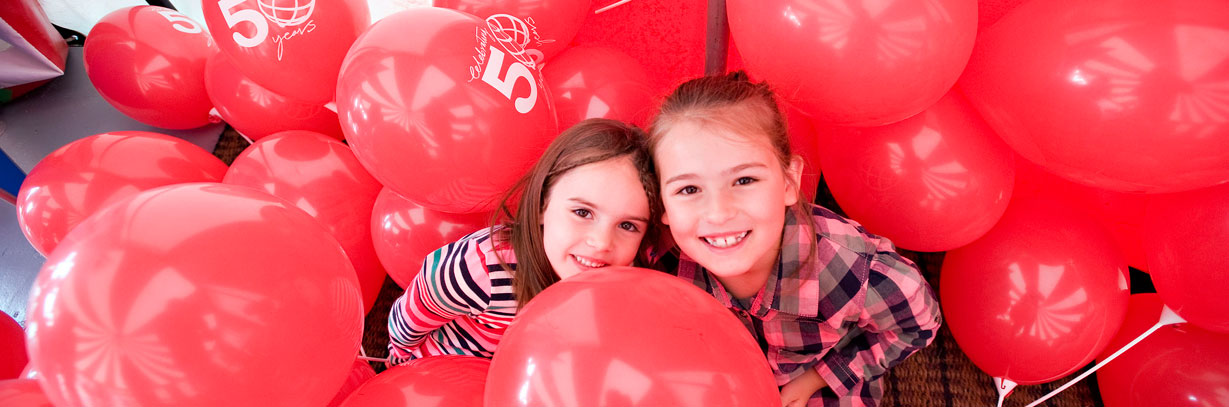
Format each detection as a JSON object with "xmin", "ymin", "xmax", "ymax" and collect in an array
[
  {"xmin": 572, "ymin": 208, "xmax": 592, "ymax": 218},
  {"xmin": 676, "ymin": 185, "xmax": 699, "ymax": 195},
  {"xmin": 735, "ymin": 176, "xmax": 757, "ymax": 186},
  {"xmin": 618, "ymin": 222, "xmax": 640, "ymax": 232}
]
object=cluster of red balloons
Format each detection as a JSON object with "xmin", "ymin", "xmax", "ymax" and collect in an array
[
  {"xmin": 725, "ymin": 0, "xmax": 1229, "ymax": 402},
  {"xmin": 32, "ymin": 0, "xmax": 1229, "ymax": 405},
  {"xmin": 83, "ymin": 2, "xmax": 660, "ymax": 216}
]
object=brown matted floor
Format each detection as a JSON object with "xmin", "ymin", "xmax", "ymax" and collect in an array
[{"xmin": 213, "ymin": 128, "xmax": 1104, "ymax": 407}]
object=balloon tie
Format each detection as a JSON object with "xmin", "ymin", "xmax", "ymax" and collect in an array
[
  {"xmin": 208, "ymin": 108, "xmax": 223, "ymax": 124},
  {"xmin": 994, "ymin": 377, "xmax": 1016, "ymax": 407}
]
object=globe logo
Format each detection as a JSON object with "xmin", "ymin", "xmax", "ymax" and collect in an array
[
  {"xmin": 485, "ymin": 14, "xmax": 538, "ymax": 67},
  {"xmin": 258, "ymin": 0, "xmax": 315, "ymax": 28}
]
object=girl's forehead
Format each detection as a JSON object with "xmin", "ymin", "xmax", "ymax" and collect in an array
[{"xmin": 658, "ymin": 119, "xmax": 775, "ymax": 152}]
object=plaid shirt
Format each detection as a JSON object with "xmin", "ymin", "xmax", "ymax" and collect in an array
[{"xmin": 673, "ymin": 204, "xmax": 941, "ymax": 407}]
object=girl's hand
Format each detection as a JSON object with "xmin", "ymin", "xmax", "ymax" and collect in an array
[{"xmin": 779, "ymin": 368, "xmax": 827, "ymax": 407}]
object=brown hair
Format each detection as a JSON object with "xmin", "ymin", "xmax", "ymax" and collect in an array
[
  {"xmin": 647, "ymin": 71, "xmax": 817, "ymax": 264},
  {"xmin": 493, "ymin": 118, "xmax": 661, "ymax": 308}
]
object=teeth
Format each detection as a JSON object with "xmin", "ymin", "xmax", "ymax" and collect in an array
[
  {"xmin": 573, "ymin": 255, "xmax": 608, "ymax": 268},
  {"xmin": 703, "ymin": 232, "xmax": 748, "ymax": 248}
]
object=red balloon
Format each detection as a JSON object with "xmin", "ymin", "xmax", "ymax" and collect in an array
[
  {"xmin": 370, "ymin": 188, "xmax": 491, "ymax": 288},
  {"xmin": 542, "ymin": 45, "xmax": 654, "ymax": 129},
  {"xmin": 819, "ymin": 90, "xmax": 1015, "ymax": 252},
  {"xmin": 959, "ymin": 0, "xmax": 1229, "ymax": 193},
  {"xmin": 83, "ymin": 6, "xmax": 216, "ymax": 129},
  {"xmin": 941, "ymin": 199, "xmax": 1130, "ymax": 384},
  {"xmin": 1143, "ymin": 183, "xmax": 1229, "ymax": 333},
  {"xmin": 337, "ymin": 8, "xmax": 558, "ymax": 214},
  {"xmin": 0, "ymin": 379, "xmax": 53, "ymax": 407},
  {"xmin": 224, "ymin": 131, "xmax": 385, "ymax": 313},
  {"xmin": 25, "ymin": 183, "xmax": 363, "ymax": 407},
  {"xmin": 435, "ymin": 0, "xmax": 590, "ymax": 63},
  {"xmin": 785, "ymin": 105, "xmax": 822, "ymax": 200},
  {"xmin": 1013, "ymin": 158, "xmax": 1149, "ymax": 271},
  {"xmin": 485, "ymin": 267, "xmax": 780, "ymax": 407},
  {"xmin": 16, "ymin": 131, "xmax": 227, "ymax": 256},
  {"xmin": 339, "ymin": 356, "xmax": 488, "ymax": 407},
  {"xmin": 204, "ymin": 52, "xmax": 344, "ymax": 141},
  {"xmin": 727, "ymin": 0, "xmax": 976, "ymax": 126},
  {"xmin": 1096, "ymin": 295, "xmax": 1229, "ymax": 407},
  {"xmin": 0, "ymin": 314, "xmax": 26, "ymax": 380},
  {"xmin": 327, "ymin": 358, "xmax": 377, "ymax": 407},
  {"xmin": 202, "ymin": 0, "xmax": 369, "ymax": 104},
  {"xmin": 571, "ymin": 0, "xmax": 707, "ymax": 99}
]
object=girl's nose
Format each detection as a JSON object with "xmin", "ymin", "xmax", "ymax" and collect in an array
[
  {"xmin": 585, "ymin": 228, "xmax": 612, "ymax": 251},
  {"xmin": 703, "ymin": 192, "xmax": 736, "ymax": 225}
]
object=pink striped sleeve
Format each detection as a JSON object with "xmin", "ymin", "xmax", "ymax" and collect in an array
[{"xmin": 387, "ymin": 233, "xmax": 493, "ymax": 365}]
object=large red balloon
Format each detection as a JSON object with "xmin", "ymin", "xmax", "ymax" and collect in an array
[
  {"xmin": 819, "ymin": 90, "xmax": 1015, "ymax": 252},
  {"xmin": 327, "ymin": 358, "xmax": 377, "ymax": 407},
  {"xmin": 337, "ymin": 8, "xmax": 558, "ymax": 214},
  {"xmin": 1143, "ymin": 183, "xmax": 1229, "ymax": 333},
  {"xmin": 224, "ymin": 131, "xmax": 385, "ymax": 313},
  {"xmin": 542, "ymin": 45, "xmax": 654, "ymax": 129},
  {"xmin": 0, "ymin": 379, "xmax": 53, "ymax": 407},
  {"xmin": 83, "ymin": 6, "xmax": 216, "ymax": 129},
  {"xmin": 16, "ymin": 131, "xmax": 227, "ymax": 256},
  {"xmin": 727, "ymin": 0, "xmax": 977, "ymax": 126},
  {"xmin": 435, "ymin": 0, "xmax": 590, "ymax": 63},
  {"xmin": 0, "ymin": 314, "xmax": 26, "ymax": 380},
  {"xmin": 370, "ymin": 188, "xmax": 491, "ymax": 288},
  {"xmin": 203, "ymin": 0, "xmax": 369, "ymax": 104},
  {"xmin": 1013, "ymin": 158, "xmax": 1148, "ymax": 271},
  {"xmin": 959, "ymin": 0, "xmax": 1229, "ymax": 193},
  {"xmin": 340, "ymin": 356, "xmax": 488, "ymax": 406},
  {"xmin": 25, "ymin": 183, "xmax": 363, "ymax": 407},
  {"xmin": 1096, "ymin": 295, "xmax": 1229, "ymax": 407},
  {"xmin": 204, "ymin": 52, "xmax": 344, "ymax": 141},
  {"xmin": 941, "ymin": 199, "xmax": 1130, "ymax": 384},
  {"xmin": 485, "ymin": 267, "xmax": 780, "ymax": 407}
]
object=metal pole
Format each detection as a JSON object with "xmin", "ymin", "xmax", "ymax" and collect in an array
[{"xmin": 705, "ymin": 0, "xmax": 729, "ymax": 75}]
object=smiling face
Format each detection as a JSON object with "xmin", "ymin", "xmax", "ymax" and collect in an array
[
  {"xmin": 541, "ymin": 155, "xmax": 651, "ymax": 280},
  {"xmin": 655, "ymin": 120, "xmax": 802, "ymax": 285}
]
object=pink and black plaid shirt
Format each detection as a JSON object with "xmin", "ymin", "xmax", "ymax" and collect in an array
[{"xmin": 672, "ymin": 204, "xmax": 941, "ymax": 407}]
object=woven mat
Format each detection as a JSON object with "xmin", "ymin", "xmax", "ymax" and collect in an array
[{"xmin": 212, "ymin": 128, "xmax": 1105, "ymax": 407}]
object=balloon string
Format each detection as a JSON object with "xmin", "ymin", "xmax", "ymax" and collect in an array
[
  {"xmin": 357, "ymin": 355, "xmax": 386, "ymax": 364},
  {"xmin": 1022, "ymin": 306, "xmax": 1186, "ymax": 407},
  {"xmin": 595, "ymin": 0, "xmax": 632, "ymax": 14}
]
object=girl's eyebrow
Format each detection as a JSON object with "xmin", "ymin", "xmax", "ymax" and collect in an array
[
  {"xmin": 664, "ymin": 162, "xmax": 768, "ymax": 185},
  {"xmin": 568, "ymin": 197, "xmax": 598, "ymax": 208}
]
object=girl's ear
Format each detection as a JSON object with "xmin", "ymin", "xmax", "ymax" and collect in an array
[
  {"xmin": 661, "ymin": 209, "xmax": 671, "ymax": 226},
  {"xmin": 784, "ymin": 155, "xmax": 805, "ymax": 206}
]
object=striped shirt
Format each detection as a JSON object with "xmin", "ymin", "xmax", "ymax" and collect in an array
[
  {"xmin": 672, "ymin": 204, "xmax": 941, "ymax": 407},
  {"xmin": 387, "ymin": 227, "xmax": 518, "ymax": 365}
]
